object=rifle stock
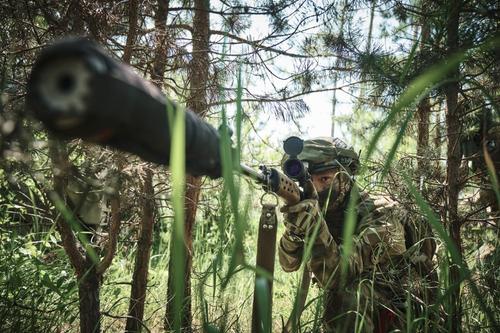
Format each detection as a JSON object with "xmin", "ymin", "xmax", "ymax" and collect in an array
[{"xmin": 240, "ymin": 163, "xmax": 301, "ymax": 205}]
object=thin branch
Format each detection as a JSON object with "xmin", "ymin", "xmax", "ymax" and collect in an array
[{"xmin": 96, "ymin": 194, "xmax": 121, "ymax": 274}]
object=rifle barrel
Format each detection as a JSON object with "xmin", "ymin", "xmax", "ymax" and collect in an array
[{"xmin": 240, "ymin": 163, "xmax": 267, "ymax": 184}]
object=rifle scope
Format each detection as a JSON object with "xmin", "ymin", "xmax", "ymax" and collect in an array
[
  {"xmin": 26, "ymin": 38, "xmax": 221, "ymax": 178},
  {"xmin": 282, "ymin": 136, "xmax": 307, "ymax": 181}
]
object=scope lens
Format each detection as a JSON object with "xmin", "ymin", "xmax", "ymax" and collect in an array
[
  {"xmin": 284, "ymin": 159, "xmax": 303, "ymax": 178},
  {"xmin": 283, "ymin": 136, "xmax": 304, "ymax": 156}
]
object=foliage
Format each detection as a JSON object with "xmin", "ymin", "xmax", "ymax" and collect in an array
[
  {"xmin": 1, "ymin": 0, "xmax": 499, "ymax": 332},
  {"xmin": 0, "ymin": 228, "xmax": 79, "ymax": 332}
]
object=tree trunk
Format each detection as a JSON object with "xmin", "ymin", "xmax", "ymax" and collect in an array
[
  {"xmin": 149, "ymin": 0, "xmax": 170, "ymax": 269},
  {"xmin": 122, "ymin": 2, "xmax": 158, "ymax": 331},
  {"xmin": 126, "ymin": 169, "xmax": 155, "ymax": 332},
  {"xmin": 78, "ymin": 258, "xmax": 102, "ymax": 333},
  {"xmin": 444, "ymin": 1, "xmax": 463, "ymax": 331},
  {"xmin": 122, "ymin": 0, "xmax": 139, "ymax": 64},
  {"xmin": 139, "ymin": 1, "xmax": 178, "ymax": 331},
  {"xmin": 48, "ymin": 139, "xmax": 103, "ymax": 333},
  {"xmin": 417, "ymin": 98, "xmax": 431, "ymax": 173},
  {"xmin": 61, "ymin": 6, "xmax": 104, "ymax": 330},
  {"xmin": 151, "ymin": 0, "xmax": 170, "ymax": 87},
  {"xmin": 68, "ymin": 0, "xmax": 84, "ymax": 34},
  {"xmin": 416, "ymin": 10, "xmax": 431, "ymax": 177},
  {"xmin": 121, "ymin": 4, "xmax": 158, "ymax": 331},
  {"xmin": 165, "ymin": 0, "xmax": 209, "ymax": 331},
  {"xmin": 185, "ymin": 0, "xmax": 210, "ymax": 118}
]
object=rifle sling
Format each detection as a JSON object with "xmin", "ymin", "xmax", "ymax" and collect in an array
[{"xmin": 251, "ymin": 202, "xmax": 278, "ymax": 333}]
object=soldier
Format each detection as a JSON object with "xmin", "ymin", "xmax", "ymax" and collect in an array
[
  {"xmin": 461, "ymin": 108, "xmax": 500, "ymax": 215},
  {"xmin": 278, "ymin": 137, "xmax": 436, "ymax": 332}
]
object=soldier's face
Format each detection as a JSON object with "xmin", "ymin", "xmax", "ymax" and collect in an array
[{"xmin": 311, "ymin": 169, "xmax": 338, "ymax": 193}]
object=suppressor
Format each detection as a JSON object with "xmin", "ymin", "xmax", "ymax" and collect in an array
[{"xmin": 27, "ymin": 38, "xmax": 221, "ymax": 178}]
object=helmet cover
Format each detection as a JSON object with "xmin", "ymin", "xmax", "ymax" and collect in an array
[{"xmin": 298, "ymin": 137, "xmax": 359, "ymax": 174}]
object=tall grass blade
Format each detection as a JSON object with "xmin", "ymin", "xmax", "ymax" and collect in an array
[
  {"xmin": 167, "ymin": 100, "xmax": 186, "ymax": 332},
  {"xmin": 219, "ymin": 63, "xmax": 247, "ymax": 287},
  {"xmin": 340, "ymin": 186, "xmax": 359, "ymax": 282}
]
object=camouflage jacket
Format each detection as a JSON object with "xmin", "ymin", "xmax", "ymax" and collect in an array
[
  {"xmin": 279, "ymin": 191, "xmax": 409, "ymax": 290},
  {"xmin": 278, "ymin": 191, "xmax": 428, "ymax": 331}
]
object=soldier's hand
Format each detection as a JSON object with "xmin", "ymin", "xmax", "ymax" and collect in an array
[{"xmin": 281, "ymin": 199, "xmax": 329, "ymax": 243}]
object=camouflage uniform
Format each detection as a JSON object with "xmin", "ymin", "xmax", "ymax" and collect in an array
[
  {"xmin": 479, "ymin": 123, "xmax": 500, "ymax": 214},
  {"xmin": 462, "ymin": 115, "xmax": 500, "ymax": 215},
  {"xmin": 278, "ymin": 137, "xmax": 435, "ymax": 332}
]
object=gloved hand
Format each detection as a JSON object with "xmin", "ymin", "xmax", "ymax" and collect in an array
[{"xmin": 281, "ymin": 199, "xmax": 333, "ymax": 245}]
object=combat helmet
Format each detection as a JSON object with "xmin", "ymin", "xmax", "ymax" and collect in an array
[{"xmin": 298, "ymin": 137, "xmax": 359, "ymax": 175}]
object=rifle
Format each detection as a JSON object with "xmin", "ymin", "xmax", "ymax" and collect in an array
[
  {"xmin": 27, "ymin": 38, "xmax": 310, "ymax": 203},
  {"xmin": 26, "ymin": 39, "xmax": 311, "ymax": 332}
]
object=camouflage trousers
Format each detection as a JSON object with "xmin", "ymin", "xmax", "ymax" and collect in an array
[
  {"xmin": 321, "ymin": 266, "xmax": 439, "ymax": 333},
  {"xmin": 322, "ymin": 279, "xmax": 405, "ymax": 333}
]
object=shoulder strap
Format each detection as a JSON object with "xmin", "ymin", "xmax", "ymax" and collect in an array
[{"xmin": 252, "ymin": 201, "xmax": 278, "ymax": 333}]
